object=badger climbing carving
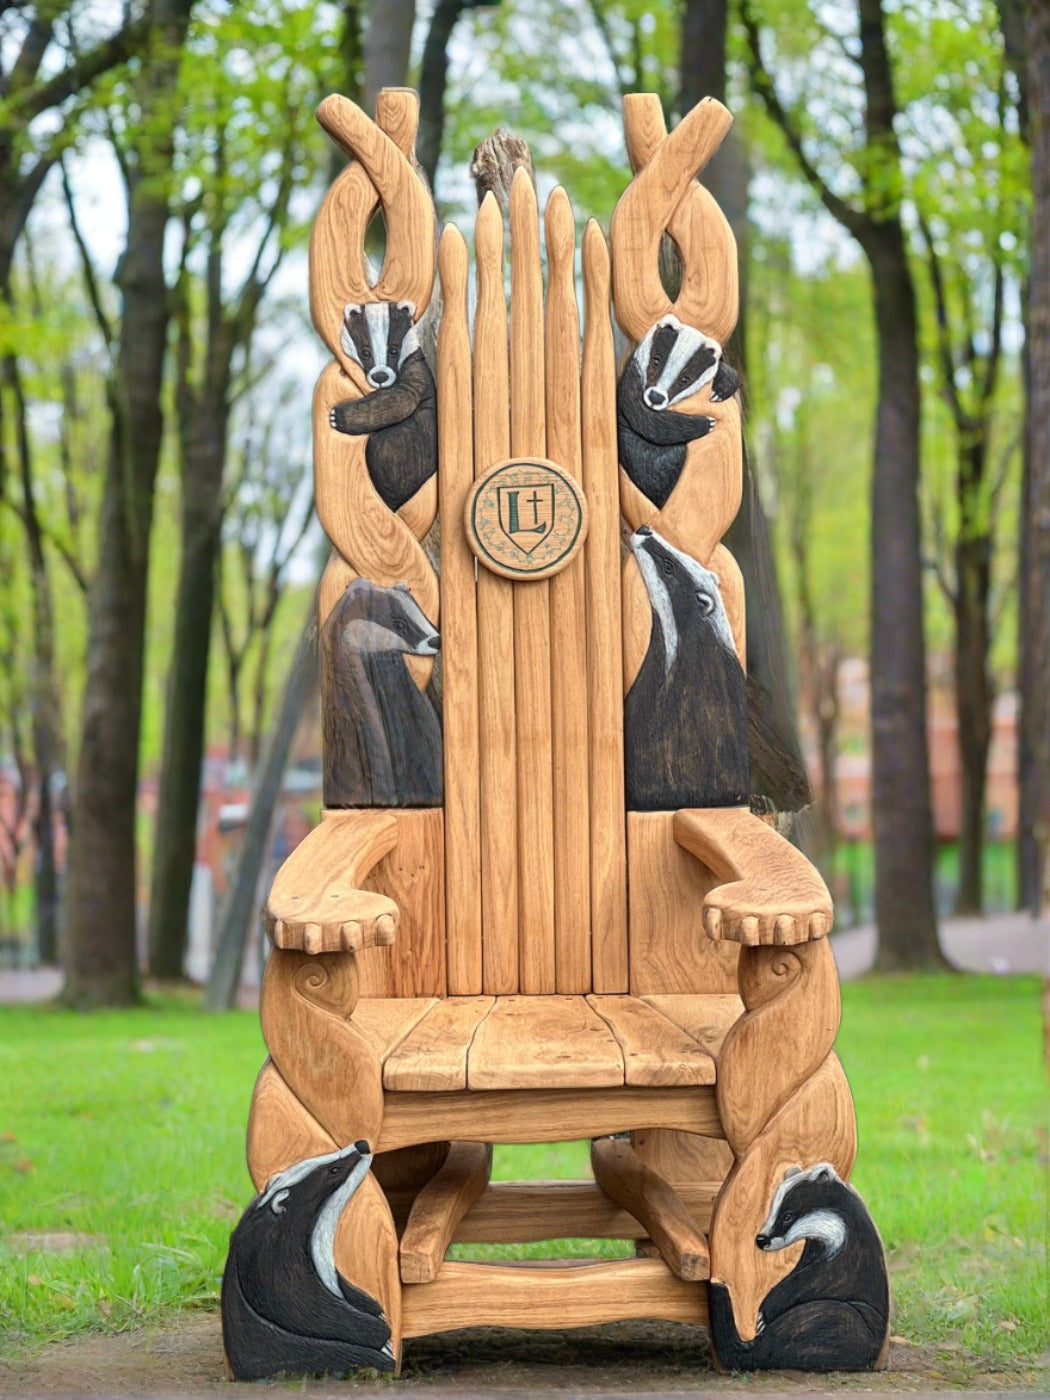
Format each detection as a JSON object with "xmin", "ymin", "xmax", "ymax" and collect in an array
[
  {"xmin": 617, "ymin": 315, "xmax": 740, "ymax": 509},
  {"xmin": 328, "ymin": 301, "xmax": 437, "ymax": 513},
  {"xmin": 710, "ymin": 1163, "xmax": 890, "ymax": 1373},
  {"xmin": 624, "ymin": 526, "xmax": 749, "ymax": 810},
  {"xmin": 222, "ymin": 1140, "xmax": 395, "ymax": 1380},
  {"xmin": 321, "ymin": 577, "xmax": 442, "ymax": 808}
]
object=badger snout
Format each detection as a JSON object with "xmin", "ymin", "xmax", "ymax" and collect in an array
[
  {"xmin": 643, "ymin": 386, "xmax": 669, "ymax": 410},
  {"xmin": 367, "ymin": 366, "xmax": 396, "ymax": 388},
  {"xmin": 419, "ymin": 632, "xmax": 440, "ymax": 656},
  {"xmin": 755, "ymin": 1233, "xmax": 771, "ymax": 1250}
]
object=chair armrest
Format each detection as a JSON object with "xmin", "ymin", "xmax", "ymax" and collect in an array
[
  {"xmin": 673, "ymin": 806, "xmax": 833, "ymax": 946},
  {"xmin": 264, "ymin": 809, "xmax": 400, "ymax": 954}
]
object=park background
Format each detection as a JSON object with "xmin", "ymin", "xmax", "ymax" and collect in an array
[{"xmin": 0, "ymin": 0, "xmax": 1047, "ymax": 1389}]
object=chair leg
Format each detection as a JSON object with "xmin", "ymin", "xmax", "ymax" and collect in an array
[{"xmin": 707, "ymin": 941, "xmax": 888, "ymax": 1371}]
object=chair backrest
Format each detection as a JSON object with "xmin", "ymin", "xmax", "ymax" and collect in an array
[{"xmin": 311, "ymin": 88, "xmax": 748, "ymax": 1001}]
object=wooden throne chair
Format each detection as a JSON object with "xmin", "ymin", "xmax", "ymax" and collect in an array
[{"xmin": 221, "ymin": 88, "xmax": 889, "ymax": 1379}]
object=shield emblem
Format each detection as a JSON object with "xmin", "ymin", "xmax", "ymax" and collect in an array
[{"xmin": 497, "ymin": 482, "xmax": 555, "ymax": 555}]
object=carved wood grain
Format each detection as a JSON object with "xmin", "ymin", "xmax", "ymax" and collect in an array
[
  {"xmin": 265, "ymin": 810, "xmax": 399, "ymax": 953},
  {"xmin": 590, "ymin": 1136, "xmax": 710, "ymax": 1281},
  {"xmin": 545, "ymin": 186, "xmax": 591, "ymax": 994},
  {"xmin": 355, "ymin": 809, "xmax": 446, "ymax": 998},
  {"xmin": 709, "ymin": 1052, "xmax": 857, "ymax": 1342},
  {"xmin": 312, "ymin": 91, "xmax": 434, "ymax": 371},
  {"xmin": 627, "ymin": 812, "xmax": 740, "ymax": 995},
  {"xmin": 246, "ymin": 1058, "xmax": 339, "ymax": 1192},
  {"xmin": 611, "ymin": 95, "xmax": 735, "ymax": 345},
  {"xmin": 674, "ymin": 806, "xmax": 834, "ymax": 945},
  {"xmin": 618, "ymin": 92, "xmax": 739, "ymax": 346},
  {"xmin": 473, "ymin": 193, "xmax": 519, "ymax": 995},
  {"xmin": 437, "ymin": 224, "xmax": 482, "ymax": 994},
  {"xmin": 260, "ymin": 948, "xmax": 384, "ymax": 1149},
  {"xmin": 399, "ymin": 1142, "xmax": 493, "ymax": 1282},
  {"xmin": 581, "ymin": 219, "xmax": 629, "ymax": 993},
  {"xmin": 509, "ymin": 168, "xmax": 555, "ymax": 994}
]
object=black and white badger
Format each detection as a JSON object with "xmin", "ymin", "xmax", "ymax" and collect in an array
[
  {"xmin": 617, "ymin": 314, "xmax": 740, "ymax": 509},
  {"xmin": 709, "ymin": 1163, "xmax": 890, "ymax": 1373},
  {"xmin": 328, "ymin": 300, "xmax": 437, "ymax": 513},
  {"xmin": 624, "ymin": 526, "xmax": 749, "ymax": 810},
  {"xmin": 222, "ymin": 1139, "xmax": 395, "ymax": 1380},
  {"xmin": 321, "ymin": 577, "xmax": 443, "ymax": 808}
]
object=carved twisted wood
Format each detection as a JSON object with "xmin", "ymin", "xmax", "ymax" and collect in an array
[{"xmin": 709, "ymin": 939, "xmax": 857, "ymax": 1341}]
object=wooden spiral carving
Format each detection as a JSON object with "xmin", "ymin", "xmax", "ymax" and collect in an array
[
  {"xmin": 260, "ymin": 948, "xmax": 384, "ymax": 1150},
  {"xmin": 311, "ymin": 89, "xmax": 439, "ymax": 701},
  {"xmin": 611, "ymin": 96, "xmax": 745, "ymax": 693},
  {"xmin": 709, "ymin": 938, "xmax": 857, "ymax": 1340}
]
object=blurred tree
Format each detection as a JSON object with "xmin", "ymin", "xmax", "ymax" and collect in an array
[
  {"xmin": 364, "ymin": 0, "xmax": 416, "ymax": 111},
  {"xmin": 147, "ymin": 2, "xmax": 323, "ymax": 982},
  {"xmin": 62, "ymin": 0, "xmax": 196, "ymax": 1009},
  {"xmin": 742, "ymin": 0, "xmax": 943, "ymax": 968},
  {"xmin": 217, "ymin": 378, "xmax": 314, "ymax": 768},
  {"xmin": 418, "ymin": 0, "xmax": 500, "ymax": 190},
  {"xmin": 1018, "ymin": 0, "xmax": 1049, "ymax": 914}
]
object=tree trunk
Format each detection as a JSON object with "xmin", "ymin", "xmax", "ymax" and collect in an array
[
  {"xmin": 953, "ymin": 439, "xmax": 994, "ymax": 914},
  {"xmin": 417, "ymin": 0, "xmax": 468, "ymax": 189},
  {"xmin": 61, "ymin": 0, "xmax": 194, "ymax": 1008},
  {"xmin": 204, "ymin": 609, "xmax": 317, "ymax": 1011},
  {"xmin": 1018, "ymin": 0, "xmax": 1050, "ymax": 915},
  {"xmin": 865, "ymin": 223, "xmax": 943, "ymax": 969},
  {"xmin": 147, "ymin": 407, "xmax": 227, "ymax": 979},
  {"xmin": 363, "ymin": 0, "xmax": 416, "ymax": 113}
]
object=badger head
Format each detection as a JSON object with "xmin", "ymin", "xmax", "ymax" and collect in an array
[
  {"xmin": 340, "ymin": 301, "xmax": 419, "ymax": 389},
  {"xmin": 257, "ymin": 1139, "xmax": 373, "ymax": 1297},
  {"xmin": 755, "ymin": 1163, "xmax": 855, "ymax": 1259},
  {"xmin": 335, "ymin": 578, "xmax": 439, "ymax": 658},
  {"xmin": 630, "ymin": 526, "xmax": 735, "ymax": 677},
  {"xmin": 631, "ymin": 315, "xmax": 739, "ymax": 410}
]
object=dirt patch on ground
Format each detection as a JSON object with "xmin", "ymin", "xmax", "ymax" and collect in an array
[{"xmin": 1, "ymin": 1315, "xmax": 1044, "ymax": 1397}]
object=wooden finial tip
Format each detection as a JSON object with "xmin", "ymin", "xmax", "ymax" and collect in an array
[
  {"xmin": 544, "ymin": 186, "xmax": 575, "ymax": 261},
  {"xmin": 438, "ymin": 223, "xmax": 469, "ymax": 282}
]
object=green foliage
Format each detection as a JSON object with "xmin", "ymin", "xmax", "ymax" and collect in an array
[{"xmin": 0, "ymin": 976, "xmax": 1043, "ymax": 1365}]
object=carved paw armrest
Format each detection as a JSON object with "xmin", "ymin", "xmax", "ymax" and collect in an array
[
  {"xmin": 673, "ymin": 807, "xmax": 833, "ymax": 946},
  {"xmin": 263, "ymin": 810, "xmax": 400, "ymax": 955}
]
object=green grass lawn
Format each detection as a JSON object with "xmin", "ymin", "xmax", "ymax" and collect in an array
[{"xmin": 0, "ymin": 975, "xmax": 1045, "ymax": 1367}]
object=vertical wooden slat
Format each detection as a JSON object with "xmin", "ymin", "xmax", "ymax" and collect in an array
[
  {"xmin": 438, "ymin": 225, "xmax": 482, "ymax": 994},
  {"xmin": 473, "ymin": 193, "xmax": 519, "ymax": 995},
  {"xmin": 545, "ymin": 188, "xmax": 591, "ymax": 993},
  {"xmin": 582, "ymin": 219, "xmax": 629, "ymax": 992},
  {"xmin": 509, "ymin": 168, "xmax": 556, "ymax": 994}
]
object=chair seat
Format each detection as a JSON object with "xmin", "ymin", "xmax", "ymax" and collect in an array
[{"xmin": 353, "ymin": 993, "xmax": 743, "ymax": 1093}]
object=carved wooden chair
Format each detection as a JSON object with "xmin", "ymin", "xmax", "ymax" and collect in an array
[{"xmin": 222, "ymin": 87, "xmax": 889, "ymax": 1379}]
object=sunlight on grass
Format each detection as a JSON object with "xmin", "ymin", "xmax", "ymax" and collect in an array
[{"xmin": 0, "ymin": 974, "xmax": 1045, "ymax": 1365}]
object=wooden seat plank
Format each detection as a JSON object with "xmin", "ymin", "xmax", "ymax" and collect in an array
[
  {"xmin": 383, "ymin": 997, "xmax": 495, "ymax": 1091},
  {"xmin": 467, "ymin": 995, "xmax": 624, "ymax": 1090},
  {"xmin": 640, "ymin": 993, "xmax": 744, "ymax": 1060},
  {"xmin": 352, "ymin": 998, "xmax": 438, "ymax": 1061},
  {"xmin": 586, "ymin": 995, "xmax": 716, "ymax": 1087}
]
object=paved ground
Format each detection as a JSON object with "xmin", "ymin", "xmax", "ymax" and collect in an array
[
  {"xmin": 1, "ymin": 1314, "xmax": 1046, "ymax": 1397},
  {"xmin": 3, "ymin": 912, "xmax": 1046, "ymax": 1006}
]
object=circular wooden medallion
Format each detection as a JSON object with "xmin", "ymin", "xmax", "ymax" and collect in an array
[{"xmin": 465, "ymin": 457, "xmax": 588, "ymax": 581}]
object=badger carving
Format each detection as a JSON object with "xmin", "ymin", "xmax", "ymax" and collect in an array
[
  {"xmin": 709, "ymin": 1163, "xmax": 890, "ymax": 1372},
  {"xmin": 624, "ymin": 526, "xmax": 749, "ymax": 810},
  {"xmin": 617, "ymin": 315, "xmax": 740, "ymax": 509},
  {"xmin": 222, "ymin": 1140, "xmax": 395, "ymax": 1379},
  {"xmin": 328, "ymin": 301, "xmax": 437, "ymax": 513},
  {"xmin": 321, "ymin": 577, "xmax": 442, "ymax": 808}
]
